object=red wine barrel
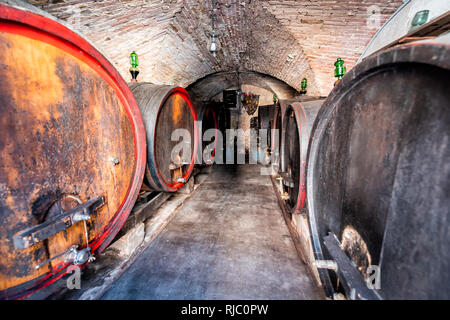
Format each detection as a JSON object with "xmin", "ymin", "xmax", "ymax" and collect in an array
[
  {"xmin": 306, "ymin": 40, "xmax": 450, "ymax": 299},
  {"xmin": 271, "ymin": 99, "xmax": 307, "ymax": 172},
  {"xmin": 0, "ymin": 2, "xmax": 146, "ymax": 299},
  {"xmin": 129, "ymin": 83, "xmax": 198, "ymax": 192},
  {"xmin": 280, "ymin": 100, "xmax": 323, "ymax": 212},
  {"xmin": 197, "ymin": 104, "xmax": 218, "ymax": 166}
]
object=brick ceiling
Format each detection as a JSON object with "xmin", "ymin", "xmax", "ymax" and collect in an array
[{"xmin": 29, "ymin": 0, "xmax": 402, "ymax": 97}]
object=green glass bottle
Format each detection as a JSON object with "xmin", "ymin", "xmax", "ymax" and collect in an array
[
  {"xmin": 334, "ymin": 58, "xmax": 346, "ymax": 87},
  {"xmin": 129, "ymin": 51, "xmax": 140, "ymax": 82}
]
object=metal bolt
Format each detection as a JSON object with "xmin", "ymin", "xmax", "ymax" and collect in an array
[{"xmin": 110, "ymin": 157, "xmax": 119, "ymax": 165}]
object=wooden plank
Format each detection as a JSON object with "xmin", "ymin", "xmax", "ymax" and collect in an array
[{"xmin": 115, "ymin": 191, "xmax": 172, "ymax": 239}]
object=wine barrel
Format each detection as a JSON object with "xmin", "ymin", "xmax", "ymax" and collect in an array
[
  {"xmin": 0, "ymin": 1, "xmax": 146, "ymax": 299},
  {"xmin": 271, "ymin": 99, "xmax": 304, "ymax": 172},
  {"xmin": 129, "ymin": 83, "xmax": 198, "ymax": 192},
  {"xmin": 280, "ymin": 100, "xmax": 323, "ymax": 213},
  {"xmin": 306, "ymin": 39, "xmax": 450, "ymax": 299},
  {"xmin": 258, "ymin": 105, "xmax": 273, "ymax": 149},
  {"xmin": 270, "ymin": 102, "xmax": 284, "ymax": 172},
  {"xmin": 197, "ymin": 104, "xmax": 218, "ymax": 166}
]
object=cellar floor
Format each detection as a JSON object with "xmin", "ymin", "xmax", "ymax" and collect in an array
[{"xmin": 101, "ymin": 165, "xmax": 324, "ymax": 300}]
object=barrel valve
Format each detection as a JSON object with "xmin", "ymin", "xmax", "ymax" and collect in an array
[
  {"xmin": 67, "ymin": 246, "xmax": 95, "ymax": 265},
  {"xmin": 34, "ymin": 245, "xmax": 94, "ymax": 269}
]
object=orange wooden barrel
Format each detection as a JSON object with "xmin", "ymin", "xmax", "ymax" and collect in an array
[
  {"xmin": 129, "ymin": 83, "xmax": 198, "ymax": 192},
  {"xmin": 0, "ymin": 2, "xmax": 146, "ymax": 299}
]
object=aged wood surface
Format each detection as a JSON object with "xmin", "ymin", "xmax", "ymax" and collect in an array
[{"xmin": 0, "ymin": 28, "xmax": 135, "ymax": 294}]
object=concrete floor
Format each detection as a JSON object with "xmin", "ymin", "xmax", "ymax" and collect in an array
[{"xmin": 101, "ymin": 165, "xmax": 324, "ymax": 300}]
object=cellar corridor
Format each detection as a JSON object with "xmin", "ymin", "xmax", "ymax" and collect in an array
[
  {"xmin": 100, "ymin": 165, "xmax": 323, "ymax": 300},
  {"xmin": 1, "ymin": 0, "xmax": 448, "ymax": 302}
]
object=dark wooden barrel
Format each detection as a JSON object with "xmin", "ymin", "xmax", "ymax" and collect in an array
[
  {"xmin": 280, "ymin": 100, "xmax": 323, "ymax": 213},
  {"xmin": 129, "ymin": 83, "xmax": 198, "ymax": 192},
  {"xmin": 271, "ymin": 102, "xmax": 283, "ymax": 172},
  {"xmin": 306, "ymin": 40, "xmax": 450, "ymax": 299},
  {"xmin": 197, "ymin": 104, "xmax": 218, "ymax": 166},
  {"xmin": 0, "ymin": 1, "xmax": 146, "ymax": 299},
  {"xmin": 271, "ymin": 99, "xmax": 309, "ymax": 172},
  {"xmin": 258, "ymin": 105, "xmax": 273, "ymax": 149},
  {"xmin": 217, "ymin": 106, "xmax": 230, "ymax": 164}
]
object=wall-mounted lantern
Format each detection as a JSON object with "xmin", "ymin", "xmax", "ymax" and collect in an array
[
  {"xmin": 334, "ymin": 58, "xmax": 346, "ymax": 87},
  {"xmin": 129, "ymin": 51, "xmax": 139, "ymax": 82},
  {"xmin": 210, "ymin": 31, "xmax": 217, "ymax": 57},
  {"xmin": 410, "ymin": 10, "xmax": 429, "ymax": 32},
  {"xmin": 300, "ymin": 78, "xmax": 307, "ymax": 94}
]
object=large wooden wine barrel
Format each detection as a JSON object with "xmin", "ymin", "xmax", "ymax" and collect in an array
[
  {"xmin": 0, "ymin": 1, "xmax": 146, "ymax": 299},
  {"xmin": 271, "ymin": 98, "xmax": 314, "ymax": 172},
  {"xmin": 306, "ymin": 39, "xmax": 450, "ymax": 299},
  {"xmin": 280, "ymin": 100, "xmax": 323, "ymax": 213},
  {"xmin": 197, "ymin": 104, "xmax": 218, "ymax": 166},
  {"xmin": 129, "ymin": 83, "xmax": 198, "ymax": 192}
]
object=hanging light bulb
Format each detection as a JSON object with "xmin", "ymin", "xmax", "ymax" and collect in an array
[
  {"xmin": 209, "ymin": 0, "xmax": 218, "ymax": 58},
  {"xmin": 210, "ymin": 31, "xmax": 217, "ymax": 57}
]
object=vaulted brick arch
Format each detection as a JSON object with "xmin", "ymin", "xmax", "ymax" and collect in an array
[
  {"xmin": 31, "ymin": 0, "xmax": 402, "ymax": 96},
  {"xmin": 187, "ymin": 71, "xmax": 298, "ymax": 106}
]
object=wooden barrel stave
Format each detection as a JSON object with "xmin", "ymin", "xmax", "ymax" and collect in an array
[{"xmin": 0, "ymin": 2, "xmax": 146, "ymax": 299}]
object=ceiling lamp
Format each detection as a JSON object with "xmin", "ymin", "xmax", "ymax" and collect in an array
[
  {"xmin": 209, "ymin": 0, "xmax": 218, "ymax": 58},
  {"xmin": 210, "ymin": 31, "xmax": 217, "ymax": 57}
]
